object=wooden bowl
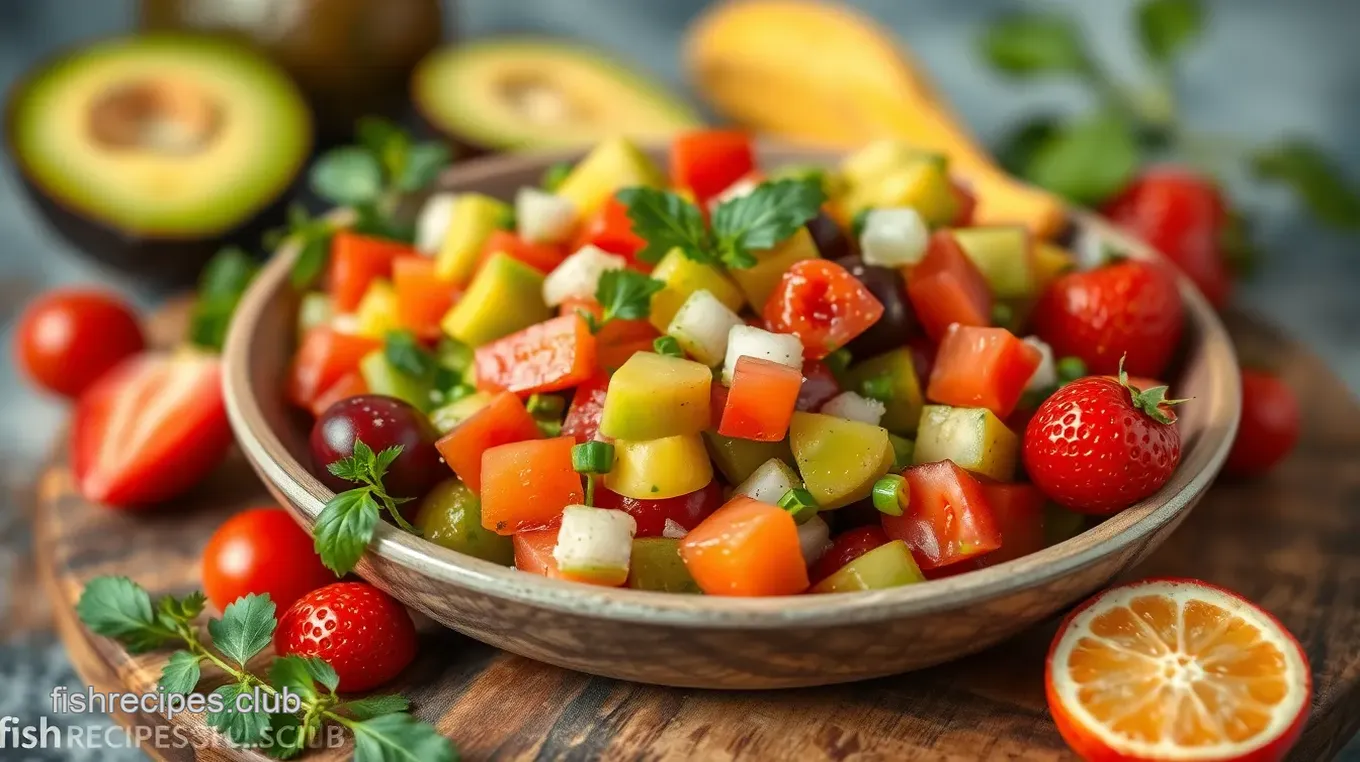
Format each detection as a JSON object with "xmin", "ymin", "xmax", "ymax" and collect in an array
[{"xmin": 223, "ymin": 146, "xmax": 1241, "ymax": 689}]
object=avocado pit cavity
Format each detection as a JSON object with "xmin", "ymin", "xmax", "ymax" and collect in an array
[
  {"xmin": 88, "ymin": 78, "xmax": 221, "ymax": 155},
  {"xmin": 499, "ymin": 75, "xmax": 579, "ymax": 125}
]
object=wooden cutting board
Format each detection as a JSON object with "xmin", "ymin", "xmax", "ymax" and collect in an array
[{"xmin": 27, "ymin": 310, "xmax": 1360, "ymax": 761}]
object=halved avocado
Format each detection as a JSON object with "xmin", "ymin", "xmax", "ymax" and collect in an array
[
  {"xmin": 412, "ymin": 39, "xmax": 701, "ymax": 151},
  {"xmin": 6, "ymin": 35, "xmax": 311, "ymax": 284}
]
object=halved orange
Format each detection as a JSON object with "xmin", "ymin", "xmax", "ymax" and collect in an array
[{"xmin": 1046, "ymin": 578, "xmax": 1311, "ymax": 762}]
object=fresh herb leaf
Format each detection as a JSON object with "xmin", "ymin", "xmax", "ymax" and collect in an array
[
  {"xmin": 311, "ymin": 147, "xmax": 384, "ymax": 206},
  {"xmin": 997, "ymin": 117, "xmax": 1062, "ymax": 177},
  {"xmin": 1250, "ymin": 140, "xmax": 1360, "ymax": 229},
  {"xmin": 269, "ymin": 655, "xmax": 337, "ymax": 702},
  {"xmin": 373, "ymin": 446, "xmax": 404, "ymax": 483},
  {"xmin": 356, "ymin": 117, "xmax": 407, "ymax": 161},
  {"xmin": 850, "ymin": 208, "xmax": 872, "ymax": 241},
  {"xmin": 271, "ymin": 203, "xmax": 337, "ymax": 290},
  {"xmin": 1137, "ymin": 0, "xmax": 1204, "ymax": 65},
  {"xmin": 188, "ymin": 247, "xmax": 260, "ymax": 351},
  {"xmin": 351, "ymin": 712, "xmax": 458, "ymax": 762},
  {"xmin": 397, "ymin": 143, "xmax": 453, "ymax": 193},
  {"xmin": 653, "ymin": 335, "xmax": 684, "ymax": 358},
  {"xmin": 208, "ymin": 593, "xmax": 277, "ymax": 667},
  {"xmin": 542, "ymin": 161, "xmax": 574, "ymax": 192},
  {"xmin": 156, "ymin": 591, "xmax": 206, "ymax": 628},
  {"xmin": 75, "ymin": 576, "xmax": 175, "ymax": 653},
  {"xmin": 264, "ymin": 712, "xmax": 309, "ymax": 760},
  {"xmin": 337, "ymin": 695, "xmax": 410, "ymax": 721},
  {"xmin": 158, "ymin": 651, "xmax": 202, "ymax": 695},
  {"xmin": 206, "ymin": 683, "xmax": 272, "ymax": 745},
  {"xmin": 980, "ymin": 13, "xmax": 1090, "ymax": 76},
  {"xmin": 313, "ymin": 489, "xmax": 382, "ymax": 575},
  {"xmin": 616, "ymin": 187, "xmax": 714, "ymax": 265},
  {"xmin": 385, "ymin": 330, "xmax": 435, "ymax": 378},
  {"xmin": 593, "ymin": 269, "xmax": 664, "ymax": 332},
  {"xmin": 711, "ymin": 178, "xmax": 825, "ymax": 268},
  {"xmin": 292, "ymin": 236, "xmax": 332, "ymax": 290},
  {"xmin": 1021, "ymin": 113, "xmax": 1140, "ymax": 205}
]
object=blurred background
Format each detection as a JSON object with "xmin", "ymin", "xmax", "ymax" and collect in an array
[{"xmin": 0, "ymin": 1, "xmax": 1356, "ymax": 759}]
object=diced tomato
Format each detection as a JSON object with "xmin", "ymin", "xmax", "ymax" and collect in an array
[
  {"xmin": 330, "ymin": 232, "xmax": 417, "ymax": 312},
  {"xmin": 950, "ymin": 181, "xmax": 977, "ymax": 227},
  {"xmin": 286, "ymin": 328, "xmax": 381, "ymax": 409},
  {"xmin": 596, "ymin": 338, "xmax": 655, "ymax": 375},
  {"xmin": 309, "ymin": 371, "xmax": 368, "ymax": 417},
  {"xmin": 797, "ymin": 360, "xmax": 841, "ymax": 412},
  {"xmin": 478, "ymin": 230, "xmax": 567, "ymax": 275},
  {"xmin": 573, "ymin": 196, "xmax": 649, "ymax": 270},
  {"xmin": 881, "ymin": 461, "xmax": 1001, "ymax": 570},
  {"xmin": 679, "ymin": 496, "xmax": 809, "ymax": 596},
  {"xmin": 512, "ymin": 529, "xmax": 616, "ymax": 586},
  {"xmin": 480, "ymin": 437, "xmax": 583, "ymax": 535},
  {"xmin": 972, "ymin": 482, "xmax": 1047, "ymax": 568},
  {"xmin": 927, "ymin": 324, "xmax": 1042, "ymax": 419},
  {"xmin": 562, "ymin": 373, "xmax": 610, "ymax": 443},
  {"xmin": 906, "ymin": 231, "xmax": 993, "ymax": 342},
  {"xmin": 434, "ymin": 391, "xmax": 542, "ymax": 492},
  {"xmin": 718, "ymin": 356, "xmax": 802, "ymax": 442},
  {"xmin": 709, "ymin": 382, "xmax": 730, "ymax": 429},
  {"xmin": 671, "ymin": 130, "xmax": 756, "ymax": 205},
  {"xmin": 595, "ymin": 480, "xmax": 724, "ymax": 538},
  {"xmin": 764, "ymin": 259, "xmax": 885, "ymax": 360},
  {"xmin": 558, "ymin": 298, "xmax": 658, "ymax": 346},
  {"xmin": 809, "ymin": 526, "xmax": 890, "ymax": 584},
  {"xmin": 393, "ymin": 257, "xmax": 460, "ymax": 339},
  {"xmin": 71, "ymin": 352, "xmax": 233, "ymax": 508},
  {"xmin": 474, "ymin": 315, "xmax": 597, "ymax": 397}
]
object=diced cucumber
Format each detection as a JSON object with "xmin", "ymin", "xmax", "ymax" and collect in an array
[
  {"xmin": 604, "ymin": 434, "xmax": 713, "ymax": 500},
  {"xmin": 913, "ymin": 405, "xmax": 1018, "ymax": 481},
  {"xmin": 542, "ymin": 244, "xmax": 626, "ymax": 307},
  {"xmin": 360, "ymin": 350, "xmax": 434, "ymax": 411},
  {"xmin": 667, "ymin": 289, "xmax": 744, "ymax": 367},
  {"xmin": 297, "ymin": 292, "xmax": 333, "ymax": 341},
  {"xmin": 429, "ymin": 391, "xmax": 492, "ymax": 434},
  {"xmin": 952, "ymin": 226, "xmax": 1036, "ymax": 300},
  {"xmin": 843, "ymin": 348, "xmax": 924, "ymax": 434},
  {"xmin": 810, "ymin": 540, "xmax": 925, "ymax": 593},
  {"xmin": 703, "ymin": 433, "xmax": 795, "ymax": 484},
  {"xmin": 887, "ymin": 433, "xmax": 915, "ymax": 471},
  {"xmin": 730, "ymin": 226, "xmax": 821, "ymax": 311},
  {"xmin": 790, "ymin": 412, "xmax": 894, "ymax": 509},
  {"xmin": 649, "ymin": 248, "xmax": 745, "ymax": 332},
  {"xmin": 733, "ymin": 458, "xmax": 801, "ymax": 505},
  {"xmin": 555, "ymin": 137, "xmax": 665, "ymax": 216},
  {"xmin": 820, "ymin": 391, "xmax": 886, "ymax": 426},
  {"xmin": 627, "ymin": 538, "xmax": 701, "ymax": 593},
  {"xmin": 554, "ymin": 505, "xmax": 637, "ymax": 586},
  {"xmin": 435, "ymin": 338, "xmax": 475, "ymax": 377},
  {"xmin": 722, "ymin": 325, "xmax": 804, "ymax": 385},
  {"xmin": 600, "ymin": 353, "xmax": 712, "ymax": 440},
  {"xmin": 434, "ymin": 193, "xmax": 512, "ymax": 284},
  {"xmin": 354, "ymin": 279, "xmax": 399, "ymax": 339},
  {"xmin": 441, "ymin": 253, "xmax": 551, "ymax": 347},
  {"xmin": 515, "ymin": 187, "xmax": 578, "ymax": 244}
]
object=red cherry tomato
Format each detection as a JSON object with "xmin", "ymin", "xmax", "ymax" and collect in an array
[
  {"xmin": 764, "ymin": 259, "xmax": 885, "ymax": 360},
  {"xmin": 562, "ymin": 373, "xmax": 610, "ymax": 444},
  {"xmin": 275, "ymin": 582, "xmax": 417, "ymax": 692},
  {"xmin": 595, "ymin": 480, "xmax": 724, "ymax": 538},
  {"xmin": 810, "ymin": 526, "xmax": 890, "ymax": 584},
  {"xmin": 15, "ymin": 288, "xmax": 145, "ymax": 399},
  {"xmin": 1225, "ymin": 370, "xmax": 1300, "ymax": 477},
  {"xmin": 670, "ymin": 130, "xmax": 756, "ymax": 204},
  {"xmin": 201, "ymin": 507, "xmax": 335, "ymax": 613}
]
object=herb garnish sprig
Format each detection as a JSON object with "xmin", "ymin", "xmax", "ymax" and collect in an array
[
  {"xmin": 313, "ymin": 441, "xmax": 418, "ymax": 576},
  {"xmin": 579, "ymin": 269, "xmax": 665, "ymax": 334}
]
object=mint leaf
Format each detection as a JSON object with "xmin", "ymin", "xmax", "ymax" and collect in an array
[
  {"xmin": 1137, "ymin": 0, "xmax": 1204, "ymax": 64},
  {"xmin": 263, "ymin": 712, "xmax": 310, "ymax": 760},
  {"xmin": 384, "ymin": 331, "xmax": 435, "ymax": 379},
  {"xmin": 189, "ymin": 247, "xmax": 259, "ymax": 351},
  {"xmin": 1022, "ymin": 114, "xmax": 1140, "ymax": 205},
  {"xmin": 616, "ymin": 187, "xmax": 714, "ymax": 265},
  {"xmin": 158, "ymin": 651, "xmax": 202, "ymax": 695},
  {"xmin": 1251, "ymin": 140, "xmax": 1360, "ymax": 229},
  {"xmin": 268, "ymin": 655, "xmax": 336, "ymax": 703},
  {"xmin": 712, "ymin": 178, "xmax": 825, "ymax": 268},
  {"xmin": 76, "ymin": 576, "xmax": 175, "ymax": 653},
  {"xmin": 981, "ymin": 13, "xmax": 1089, "ymax": 76},
  {"xmin": 596, "ymin": 269, "xmax": 664, "ymax": 324},
  {"xmin": 208, "ymin": 593, "xmax": 277, "ymax": 667},
  {"xmin": 206, "ymin": 683, "xmax": 271, "ymax": 745},
  {"xmin": 351, "ymin": 713, "xmax": 457, "ymax": 762},
  {"xmin": 338, "ymin": 695, "xmax": 410, "ymax": 721},
  {"xmin": 311, "ymin": 147, "xmax": 384, "ymax": 206},
  {"xmin": 327, "ymin": 457, "xmax": 367, "ymax": 484},
  {"xmin": 397, "ymin": 143, "xmax": 453, "ymax": 193},
  {"xmin": 314, "ymin": 489, "xmax": 381, "ymax": 575}
]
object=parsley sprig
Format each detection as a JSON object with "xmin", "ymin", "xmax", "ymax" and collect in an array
[
  {"xmin": 578, "ymin": 269, "xmax": 664, "ymax": 334},
  {"xmin": 616, "ymin": 177, "xmax": 826, "ymax": 269},
  {"xmin": 75, "ymin": 577, "xmax": 455, "ymax": 761},
  {"xmin": 314, "ymin": 440, "xmax": 419, "ymax": 575}
]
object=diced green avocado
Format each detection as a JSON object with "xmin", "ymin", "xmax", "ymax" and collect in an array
[
  {"xmin": 913, "ymin": 405, "xmax": 1018, "ymax": 481},
  {"xmin": 810, "ymin": 540, "xmax": 925, "ymax": 593},
  {"xmin": 844, "ymin": 348, "xmax": 924, "ymax": 435},
  {"xmin": 441, "ymin": 253, "xmax": 550, "ymax": 347},
  {"xmin": 416, "ymin": 478, "xmax": 514, "ymax": 565},
  {"xmin": 434, "ymin": 194, "xmax": 512, "ymax": 285},
  {"xmin": 429, "ymin": 391, "xmax": 493, "ymax": 434},
  {"xmin": 360, "ymin": 350, "xmax": 434, "ymax": 412},
  {"xmin": 627, "ymin": 538, "xmax": 702, "ymax": 593},
  {"xmin": 703, "ymin": 433, "xmax": 796, "ymax": 484},
  {"xmin": 951, "ymin": 226, "xmax": 1036, "ymax": 300},
  {"xmin": 297, "ymin": 292, "xmax": 332, "ymax": 341},
  {"xmin": 789, "ymin": 412, "xmax": 894, "ymax": 510},
  {"xmin": 412, "ymin": 39, "xmax": 700, "ymax": 154}
]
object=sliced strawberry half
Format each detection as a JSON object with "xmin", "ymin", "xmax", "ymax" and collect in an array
[{"xmin": 71, "ymin": 351, "xmax": 233, "ymax": 508}]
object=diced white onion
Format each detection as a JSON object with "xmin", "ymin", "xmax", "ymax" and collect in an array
[
  {"xmin": 330, "ymin": 313, "xmax": 361, "ymax": 335},
  {"xmin": 553, "ymin": 505, "xmax": 637, "ymax": 574},
  {"xmin": 1023, "ymin": 336, "xmax": 1057, "ymax": 392},
  {"xmin": 667, "ymin": 290, "xmax": 744, "ymax": 367},
  {"xmin": 722, "ymin": 325, "xmax": 804, "ymax": 385},
  {"xmin": 542, "ymin": 244, "xmax": 627, "ymax": 307},
  {"xmin": 516, "ymin": 187, "xmax": 579, "ymax": 244},
  {"xmin": 733, "ymin": 458, "xmax": 801, "ymax": 505},
  {"xmin": 821, "ymin": 391, "xmax": 886, "ymax": 425},
  {"xmin": 859, "ymin": 207, "xmax": 929, "ymax": 267},
  {"xmin": 662, "ymin": 519, "xmax": 689, "ymax": 539},
  {"xmin": 415, "ymin": 192, "xmax": 456, "ymax": 255},
  {"xmin": 707, "ymin": 174, "xmax": 761, "ymax": 212},
  {"xmin": 797, "ymin": 515, "xmax": 833, "ymax": 566}
]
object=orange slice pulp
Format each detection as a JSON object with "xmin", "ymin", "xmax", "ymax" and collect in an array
[{"xmin": 1046, "ymin": 579, "xmax": 1311, "ymax": 762}]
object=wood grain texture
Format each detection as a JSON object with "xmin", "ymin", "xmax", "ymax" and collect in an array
[{"xmin": 31, "ymin": 310, "xmax": 1360, "ymax": 760}]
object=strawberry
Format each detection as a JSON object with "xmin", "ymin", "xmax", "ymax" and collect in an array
[
  {"xmin": 1023, "ymin": 369, "xmax": 1183, "ymax": 514},
  {"xmin": 274, "ymin": 582, "xmax": 417, "ymax": 692},
  {"xmin": 1030, "ymin": 259, "xmax": 1184, "ymax": 378}
]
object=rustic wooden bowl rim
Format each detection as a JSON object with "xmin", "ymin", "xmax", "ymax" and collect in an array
[{"xmin": 223, "ymin": 144, "xmax": 1241, "ymax": 630}]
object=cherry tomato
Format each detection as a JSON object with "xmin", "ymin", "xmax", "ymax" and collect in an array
[
  {"xmin": 310, "ymin": 395, "xmax": 444, "ymax": 499},
  {"xmin": 1225, "ymin": 369, "xmax": 1300, "ymax": 477},
  {"xmin": 201, "ymin": 507, "xmax": 335, "ymax": 613},
  {"xmin": 810, "ymin": 526, "xmax": 890, "ymax": 584},
  {"xmin": 15, "ymin": 288, "xmax": 144, "ymax": 398},
  {"xmin": 595, "ymin": 480, "xmax": 724, "ymax": 538},
  {"xmin": 671, "ymin": 130, "xmax": 756, "ymax": 204},
  {"xmin": 764, "ymin": 259, "xmax": 884, "ymax": 360},
  {"xmin": 562, "ymin": 373, "xmax": 610, "ymax": 443}
]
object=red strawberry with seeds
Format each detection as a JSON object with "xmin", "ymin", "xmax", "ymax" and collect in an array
[
  {"xmin": 1023, "ymin": 368, "xmax": 1183, "ymax": 514},
  {"xmin": 1031, "ymin": 258, "xmax": 1184, "ymax": 378},
  {"xmin": 274, "ymin": 582, "xmax": 417, "ymax": 692}
]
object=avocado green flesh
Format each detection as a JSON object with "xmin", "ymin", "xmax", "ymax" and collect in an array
[
  {"xmin": 10, "ymin": 34, "xmax": 309, "ymax": 235},
  {"xmin": 413, "ymin": 39, "xmax": 700, "ymax": 150}
]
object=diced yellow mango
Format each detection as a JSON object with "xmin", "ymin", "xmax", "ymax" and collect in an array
[
  {"xmin": 599, "ymin": 352, "xmax": 712, "ymax": 440},
  {"xmin": 789, "ymin": 412, "xmax": 894, "ymax": 509},
  {"xmin": 556, "ymin": 138, "xmax": 665, "ymax": 217},
  {"xmin": 354, "ymin": 279, "xmax": 399, "ymax": 339},
  {"xmin": 647, "ymin": 249, "xmax": 745, "ymax": 332},
  {"xmin": 730, "ymin": 226, "xmax": 821, "ymax": 311},
  {"xmin": 605, "ymin": 434, "xmax": 713, "ymax": 499},
  {"xmin": 440, "ymin": 253, "xmax": 550, "ymax": 346},
  {"xmin": 434, "ymin": 193, "xmax": 511, "ymax": 285}
]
